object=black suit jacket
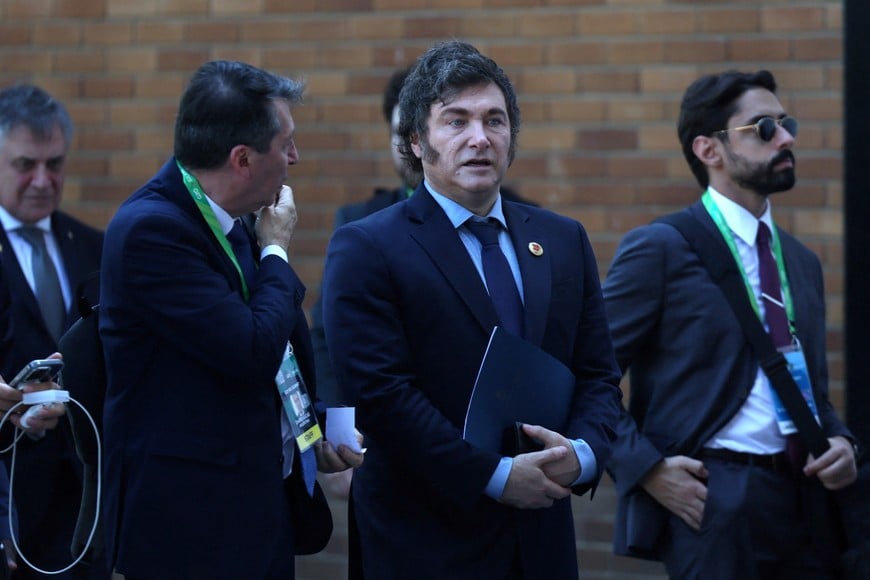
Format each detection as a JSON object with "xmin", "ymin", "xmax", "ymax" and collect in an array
[{"xmin": 0, "ymin": 211, "xmax": 102, "ymax": 545}]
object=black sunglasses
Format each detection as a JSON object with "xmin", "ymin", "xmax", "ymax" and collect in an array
[{"xmin": 715, "ymin": 116, "xmax": 799, "ymax": 142}]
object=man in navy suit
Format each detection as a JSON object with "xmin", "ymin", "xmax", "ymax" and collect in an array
[
  {"xmin": 322, "ymin": 41, "xmax": 623, "ymax": 579},
  {"xmin": 99, "ymin": 61, "xmax": 362, "ymax": 580},
  {"xmin": 0, "ymin": 84, "xmax": 104, "ymax": 579},
  {"xmin": 604, "ymin": 70, "xmax": 858, "ymax": 578}
]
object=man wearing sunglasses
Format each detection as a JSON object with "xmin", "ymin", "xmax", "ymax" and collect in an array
[{"xmin": 603, "ymin": 70, "xmax": 858, "ymax": 578}]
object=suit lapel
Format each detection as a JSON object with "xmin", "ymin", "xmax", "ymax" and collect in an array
[
  {"xmin": 777, "ymin": 231, "xmax": 811, "ymax": 343},
  {"xmin": 51, "ymin": 213, "xmax": 94, "ymax": 323},
  {"xmin": 406, "ymin": 188, "xmax": 499, "ymax": 335},
  {"xmin": 504, "ymin": 203, "xmax": 551, "ymax": 345},
  {"xmin": 405, "ymin": 189, "xmax": 554, "ymax": 345}
]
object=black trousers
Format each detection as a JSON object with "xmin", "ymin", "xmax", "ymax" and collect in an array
[{"xmin": 662, "ymin": 456, "xmax": 838, "ymax": 580}]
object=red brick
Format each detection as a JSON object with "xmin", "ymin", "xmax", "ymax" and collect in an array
[
  {"xmin": 579, "ymin": 12, "xmax": 637, "ymax": 35},
  {"xmin": 33, "ymin": 23, "xmax": 82, "ymax": 46},
  {"xmin": 729, "ymin": 38, "xmax": 790, "ymax": 61},
  {"xmin": 56, "ymin": 0, "xmax": 106, "ymax": 18},
  {"xmin": 640, "ymin": 10, "xmax": 697, "ymax": 34},
  {"xmin": 82, "ymin": 77, "xmax": 135, "ymax": 99},
  {"xmin": 794, "ymin": 36, "xmax": 842, "ymax": 61},
  {"xmin": 762, "ymin": 7, "xmax": 824, "ymax": 31},
  {"xmin": 156, "ymin": 49, "xmax": 210, "ymax": 72},
  {"xmin": 665, "ymin": 39, "xmax": 727, "ymax": 63},
  {"xmin": 4, "ymin": 0, "xmax": 52, "ymax": 18},
  {"xmin": 698, "ymin": 8, "xmax": 760, "ymax": 33},
  {"xmin": 83, "ymin": 22, "xmax": 133, "ymax": 45},
  {"xmin": 185, "ymin": 22, "xmax": 241, "ymax": 43},
  {"xmin": 0, "ymin": 51, "xmax": 52, "ymax": 73},
  {"xmin": 0, "ymin": 24, "xmax": 31, "ymax": 46}
]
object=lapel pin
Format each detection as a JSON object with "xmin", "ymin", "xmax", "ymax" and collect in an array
[{"xmin": 528, "ymin": 242, "xmax": 543, "ymax": 256}]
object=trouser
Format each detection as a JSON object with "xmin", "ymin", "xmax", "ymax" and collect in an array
[{"xmin": 662, "ymin": 455, "xmax": 838, "ymax": 580}]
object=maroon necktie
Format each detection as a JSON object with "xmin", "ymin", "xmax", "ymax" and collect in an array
[
  {"xmin": 756, "ymin": 222, "xmax": 791, "ymax": 348},
  {"xmin": 758, "ymin": 222, "xmax": 804, "ymax": 471}
]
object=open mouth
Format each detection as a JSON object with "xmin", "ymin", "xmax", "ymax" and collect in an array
[{"xmin": 464, "ymin": 159, "xmax": 492, "ymax": 167}]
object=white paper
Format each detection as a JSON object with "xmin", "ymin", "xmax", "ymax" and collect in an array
[{"xmin": 326, "ymin": 407, "xmax": 362, "ymax": 453}]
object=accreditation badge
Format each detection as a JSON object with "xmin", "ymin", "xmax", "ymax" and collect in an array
[
  {"xmin": 770, "ymin": 339, "xmax": 821, "ymax": 435},
  {"xmin": 275, "ymin": 343, "xmax": 322, "ymax": 452}
]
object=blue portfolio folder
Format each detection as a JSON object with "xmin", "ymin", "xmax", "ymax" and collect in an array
[{"xmin": 462, "ymin": 327, "xmax": 576, "ymax": 454}]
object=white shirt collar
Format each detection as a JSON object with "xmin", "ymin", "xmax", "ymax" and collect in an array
[
  {"xmin": 202, "ymin": 195, "xmax": 235, "ymax": 235},
  {"xmin": 0, "ymin": 205, "xmax": 52, "ymax": 234},
  {"xmin": 423, "ymin": 181, "xmax": 508, "ymax": 229},
  {"xmin": 707, "ymin": 187, "xmax": 774, "ymax": 247}
]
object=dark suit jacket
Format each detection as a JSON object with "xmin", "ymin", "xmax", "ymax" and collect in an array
[
  {"xmin": 311, "ymin": 185, "xmax": 535, "ymax": 406},
  {"xmin": 100, "ymin": 158, "xmax": 319, "ymax": 579},
  {"xmin": 0, "ymin": 211, "xmax": 103, "ymax": 378},
  {"xmin": 322, "ymin": 184, "xmax": 622, "ymax": 579},
  {"xmin": 0, "ymin": 261, "xmax": 18, "ymax": 544},
  {"xmin": 603, "ymin": 201, "xmax": 852, "ymax": 559},
  {"xmin": 0, "ymin": 211, "xmax": 102, "ymax": 554}
]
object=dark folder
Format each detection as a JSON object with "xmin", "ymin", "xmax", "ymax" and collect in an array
[{"xmin": 462, "ymin": 327, "xmax": 576, "ymax": 455}]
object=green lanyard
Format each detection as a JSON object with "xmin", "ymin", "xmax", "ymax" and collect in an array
[
  {"xmin": 176, "ymin": 160, "xmax": 251, "ymax": 302},
  {"xmin": 701, "ymin": 190, "xmax": 795, "ymax": 331}
]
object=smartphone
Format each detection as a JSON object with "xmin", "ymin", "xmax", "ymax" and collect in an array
[{"xmin": 8, "ymin": 359, "xmax": 64, "ymax": 390}]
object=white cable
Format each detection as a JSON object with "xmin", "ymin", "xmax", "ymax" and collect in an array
[{"xmin": 0, "ymin": 394, "xmax": 101, "ymax": 575}]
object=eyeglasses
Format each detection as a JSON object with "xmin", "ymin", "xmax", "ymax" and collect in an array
[{"xmin": 715, "ymin": 116, "xmax": 798, "ymax": 142}]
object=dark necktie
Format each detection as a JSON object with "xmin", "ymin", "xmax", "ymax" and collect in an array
[
  {"xmin": 226, "ymin": 219, "xmax": 257, "ymax": 288},
  {"xmin": 757, "ymin": 222, "xmax": 804, "ymax": 469},
  {"xmin": 466, "ymin": 218, "xmax": 524, "ymax": 337},
  {"xmin": 757, "ymin": 222, "xmax": 791, "ymax": 348},
  {"xmin": 18, "ymin": 226, "xmax": 65, "ymax": 340}
]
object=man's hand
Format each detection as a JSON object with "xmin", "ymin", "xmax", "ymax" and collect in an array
[
  {"xmin": 315, "ymin": 430, "xmax": 365, "ymax": 474},
  {"xmin": 0, "ymin": 352, "xmax": 66, "ymax": 434},
  {"xmin": 500, "ymin": 446, "xmax": 571, "ymax": 509},
  {"xmin": 522, "ymin": 424, "xmax": 580, "ymax": 486},
  {"xmin": 804, "ymin": 436, "xmax": 857, "ymax": 490},
  {"xmin": 641, "ymin": 455, "xmax": 708, "ymax": 531},
  {"xmin": 255, "ymin": 184, "xmax": 297, "ymax": 253}
]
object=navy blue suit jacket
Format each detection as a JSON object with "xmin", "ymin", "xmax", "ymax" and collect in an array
[
  {"xmin": 323, "ymin": 185, "xmax": 622, "ymax": 579},
  {"xmin": 604, "ymin": 202, "xmax": 852, "ymax": 559},
  {"xmin": 100, "ymin": 159, "xmax": 316, "ymax": 578}
]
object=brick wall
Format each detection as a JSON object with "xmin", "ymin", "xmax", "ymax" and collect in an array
[{"xmin": 1, "ymin": 1, "xmax": 843, "ymax": 578}]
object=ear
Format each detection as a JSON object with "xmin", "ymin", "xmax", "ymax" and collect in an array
[
  {"xmin": 692, "ymin": 135, "xmax": 723, "ymax": 170},
  {"xmin": 228, "ymin": 145, "xmax": 252, "ymax": 178},
  {"xmin": 410, "ymin": 133, "xmax": 423, "ymax": 160}
]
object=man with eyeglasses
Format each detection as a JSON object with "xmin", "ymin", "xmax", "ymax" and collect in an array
[{"xmin": 603, "ymin": 70, "xmax": 858, "ymax": 578}]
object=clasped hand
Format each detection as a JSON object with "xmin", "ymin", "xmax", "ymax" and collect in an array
[{"xmin": 500, "ymin": 424, "xmax": 579, "ymax": 509}]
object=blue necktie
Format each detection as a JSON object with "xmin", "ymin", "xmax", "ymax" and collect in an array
[
  {"xmin": 758, "ymin": 222, "xmax": 804, "ymax": 470},
  {"xmin": 226, "ymin": 219, "xmax": 257, "ymax": 288},
  {"xmin": 466, "ymin": 218, "xmax": 524, "ymax": 337},
  {"xmin": 300, "ymin": 442, "xmax": 317, "ymax": 496},
  {"xmin": 18, "ymin": 226, "xmax": 65, "ymax": 340}
]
